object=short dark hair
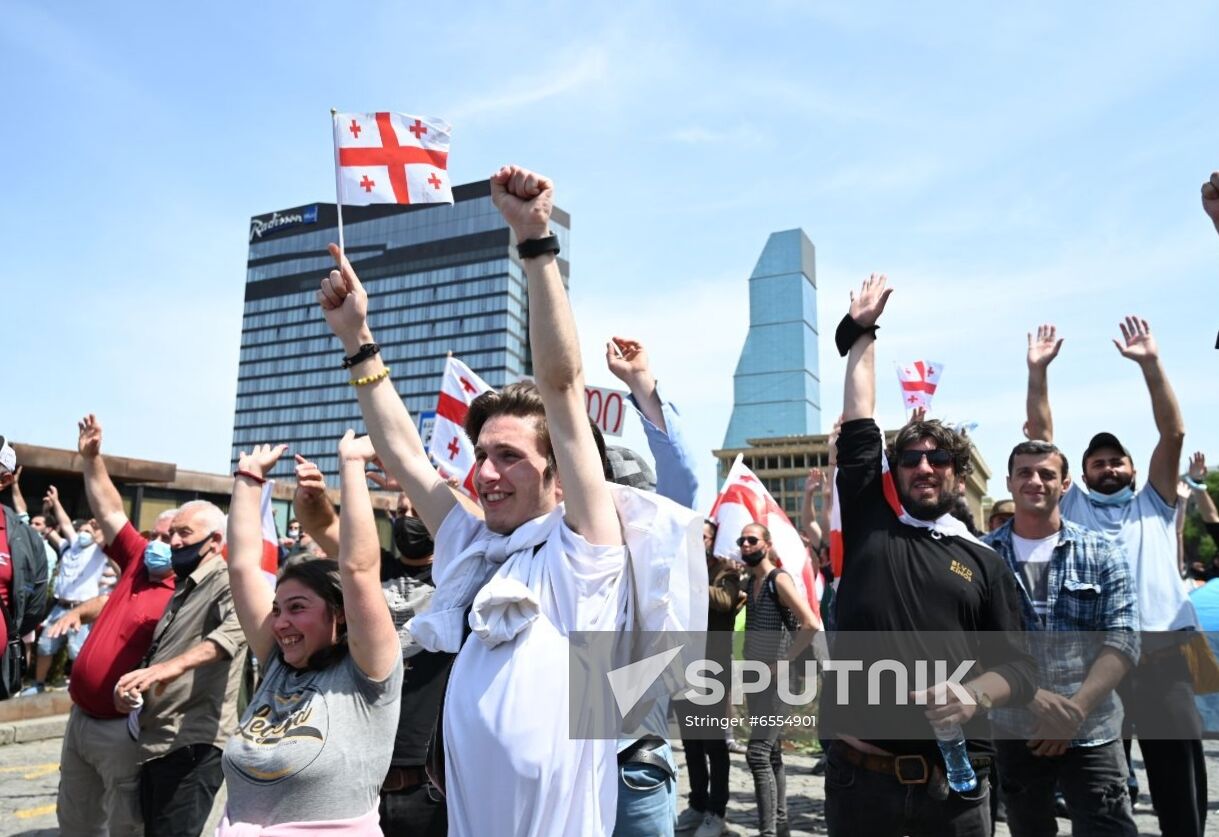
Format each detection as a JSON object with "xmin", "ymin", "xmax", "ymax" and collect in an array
[
  {"xmin": 464, "ymin": 381, "xmax": 608, "ymax": 479},
  {"xmin": 888, "ymin": 420, "xmax": 972, "ymax": 478},
  {"xmin": 743, "ymin": 522, "xmax": 771, "ymax": 542},
  {"xmin": 1007, "ymin": 440, "xmax": 1069, "ymax": 479},
  {"xmin": 276, "ymin": 556, "xmax": 348, "ymax": 669}
]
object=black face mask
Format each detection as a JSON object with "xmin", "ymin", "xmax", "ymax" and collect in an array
[
  {"xmin": 393, "ymin": 516, "xmax": 434, "ymax": 560},
  {"xmin": 741, "ymin": 550, "xmax": 765, "ymax": 567},
  {"xmin": 171, "ymin": 537, "xmax": 211, "ymax": 578}
]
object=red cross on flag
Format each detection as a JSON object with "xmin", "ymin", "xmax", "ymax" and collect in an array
[
  {"xmin": 709, "ymin": 455, "xmax": 822, "ymax": 626},
  {"xmin": 333, "ymin": 112, "xmax": 453, "ymax": 206},
  {"xmin": 258, "ymin": 480, "xmax": 282, "ymax": 587},
  {"xmin": 827, "ymin": 429, "xmax": 903, "ymax": 582},
  {"xmin": 427, "ymin": 355, "xmax": 493, "ymax": 500},
  {"xmin": 896, "ymin": 360, "xmax": 944, "ymax": 412}
]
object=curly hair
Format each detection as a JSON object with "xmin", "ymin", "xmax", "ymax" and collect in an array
[{"xmin": 888, "ymin": 420, "xmax": 973, "ymax": 478}]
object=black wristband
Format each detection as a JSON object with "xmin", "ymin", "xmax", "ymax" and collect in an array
[
  {"xmin": 516, "ymin": 234, "xmax": 561, "ymax": 260},
  {"xmin": 834, "ymin": 314, "xmax": 878, "ymax": 357},
  {"xmin": 342, "ymin": 342, "xmax": 380, "ymax": 369}
]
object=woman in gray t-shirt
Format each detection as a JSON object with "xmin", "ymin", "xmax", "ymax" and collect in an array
[{"xmin": 220, "ymin": 436, "xmax": 403, "ymax": 832}]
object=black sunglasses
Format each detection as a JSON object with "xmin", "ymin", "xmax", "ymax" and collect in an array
[
  {"xmin": 736, "ymin": 535, "xmax": 761, "ymax": 547},
  {"xmin": 897, "ymin": 449, "xmax": 953, "ymax": 469}
]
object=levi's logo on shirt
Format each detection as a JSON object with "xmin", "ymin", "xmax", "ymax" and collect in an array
[{"xmin": 949, "ymin": 560, "xmax": 974, "ymax": 583}]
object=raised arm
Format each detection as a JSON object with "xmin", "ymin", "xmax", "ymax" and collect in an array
[
  {"xmin": 1025, "ymin": 325, "xmax": 1062, "ymax": 442},
  {"xmin": 77, "ymin": 415, "xmax": 129, "ymax": 545},
  {"xmin": 841, "ymin": 274, "xmax": 892, "ymax": 421},
  {"xmin": 44, "ymin": 485, "xmax": 75, "ymax": 541},
  {"xmin": 1202, "ymin": 172, "xmax": 1219, "ymax": 237},
  {"xmin": 1113, "ymin": 317, "xmax": 1184, "ymax": 503},
  {"xmin": 801, "ymin": 468, "xmax": 825, "ymax": 547},
  {"xmin": 292, "ymin": 454, "xmax": 340, "ymax": 558},
  {"xmin": 317, "ymin": 246, "xmax": 456, "ymax": 536},
  {"xmin": 607, "ymin": 335, "xmax": 698, "ymax": 507},
  {"xmin": 227, "ymin": 444, "xmax": 285, "ymax": 663},
  {"xmin": 607, "ymin": 336, "xmax": 665, "ymax": 432},
  {"xmin": 10, "ymin": 466, "xmax": 28, "ymax": 518},
  {"xmin": 336, "ymin": 431, "xmax": 400, "ymax": 680},
  {"xmin": 492, "ymin": 165, "xmax": 619, "ymax": 545},
  {"xmin": 1189, "ymin": 453, "xmax": 1219, "ymax": 524}
]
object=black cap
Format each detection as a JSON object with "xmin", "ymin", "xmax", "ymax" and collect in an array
[{"xmin": 1082, "ymin": 432, "xmax": 1131, "ymax": 468}]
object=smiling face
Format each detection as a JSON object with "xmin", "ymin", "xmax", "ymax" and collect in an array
[
  {"xmin": 473, "ymin": 414, "xmax": 559, "ymax": 535},
  {"xmin": 271, "ymin": 578, "xmax": 343, "ymax": 669},
  {"xmin": 894, "ymin": 437, "xmax": 959, "ymax": 521},
  {"xmin": 1083, "ymin": 447, "xmax": 1135, "ymax": 495},
  {"xmin": 1008, "ymin": 452, "xmax": 1070, "ymax": 517}
]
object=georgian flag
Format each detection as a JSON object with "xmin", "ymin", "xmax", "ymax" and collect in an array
[
  {"xmin": 427, "ymin": 356, "xmax": 493, "ymax": 500},
  {"xmin": 333, "ymin": 112, "xmax": 453, "ymax": 206},
  {"xmin": 896, "ymin": 360, "xmax": 943, "ymax": 411},
  {"xmin": 828, "ymin": 423, "xmax": 986, "ymax": 584},
  {"xmin": 258, "ymin": 481, "xmax": 281, "ymax": 587},
  {"xmin": 709, "ymin": 455, "xmax": 822, "ymax": 626}
]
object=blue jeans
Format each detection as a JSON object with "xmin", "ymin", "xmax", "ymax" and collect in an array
[{"xmin": 613, "ymin": 741, "xmax": 676, "ymax": 837}]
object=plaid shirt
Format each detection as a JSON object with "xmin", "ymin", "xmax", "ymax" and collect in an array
[{"xmin": 984, "ymin": 518, "xmax": 1139, "ymax": 746}]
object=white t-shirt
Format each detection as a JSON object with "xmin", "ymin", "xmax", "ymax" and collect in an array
[
  {"xmin": 1011, "ymin": 532, "xmax": 1058, "ymax": 618},
  {"xmin": 53, "ymin": 541, "xmax": 108, "ymax": 602},
  {"xmin": 1060, "ymin": 482, "xmax": 1197, "ymax": 631},
  {"xmin": 437, "ymin": 505, "xmax": 629, "ymax": 837}
]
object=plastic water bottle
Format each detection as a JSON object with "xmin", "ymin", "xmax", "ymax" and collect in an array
[{"xmin": 932, "ymin": 722, "xmax": 977, "ymax": 793}]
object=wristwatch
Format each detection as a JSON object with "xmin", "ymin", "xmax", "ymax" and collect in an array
[{"xmin": 968, "ymin": 686, "xmax": 993, "ymax": 713}]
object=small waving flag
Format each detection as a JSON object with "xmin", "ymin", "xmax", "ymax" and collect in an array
[
  {"xmin": 427, "ymin": 356, "xmax": 493, "ymax": 500},
  {"xmin": 896, "ymin": 360, "xmax": 943, "ymax": 411},
  {"xmin": 333, "ymin": 112, "xmax": 453, "ymax": 206}
]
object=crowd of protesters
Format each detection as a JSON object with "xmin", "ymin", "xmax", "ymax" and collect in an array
[{"xmin": 0, "ymin": 169, "xmax": 1217, "ymax": 836}]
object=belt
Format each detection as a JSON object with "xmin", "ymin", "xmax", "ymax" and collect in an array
[
  {"xmin": 381, "ymin": 765, "xmax": 430, "ymax": 793},
  {"xmin": 618, "ymin": 735, "xmax": 676, "ymax": 781},
  {"xmin": 835, "ymin": 742, "xmax": 991, "ymax": 786}
]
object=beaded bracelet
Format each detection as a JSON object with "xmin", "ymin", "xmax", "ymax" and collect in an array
[
  {"xmin": 350, "ymin": 367, "xmax": 391, "ymax": 387},
  {"xmin": 233, "ymin": 469, "xmax": 266, "ymax": 485}
]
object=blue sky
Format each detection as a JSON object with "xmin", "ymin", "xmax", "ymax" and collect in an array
[{"xmin": 4, "ymin": 1, "xmax": 1216, "ymax": 512}]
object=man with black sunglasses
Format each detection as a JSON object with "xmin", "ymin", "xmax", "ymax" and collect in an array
[{"xmin": 821, "ymin": 275, "xmax": 1035, "ymax": 837}]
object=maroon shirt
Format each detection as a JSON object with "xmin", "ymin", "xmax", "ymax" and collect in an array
[
  {"xmin": 0, "ymin": 512, "xmax": 10, "ymax": 650},
  {"xmin": 70, "ymin": 522, "xmax": 175, "ymax": 718}
]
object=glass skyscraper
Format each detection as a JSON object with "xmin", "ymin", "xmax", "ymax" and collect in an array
[
  {"xmin": 721, "ymin": 228, "xmax": 821, "ymax": 449},
  {"xmin": 232, "ymin": 181, "xmax": 571, "ymax": 479}
]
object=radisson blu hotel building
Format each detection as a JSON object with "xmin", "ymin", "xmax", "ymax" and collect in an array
[{"xmin": 232, "ymin": 182, "xmax": 571, "ymax": 479}]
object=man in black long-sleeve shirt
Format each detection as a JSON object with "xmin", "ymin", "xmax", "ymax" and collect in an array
[{"xmin": 822, "ymin": 275, "xmax": 1035, "ymax": 837}]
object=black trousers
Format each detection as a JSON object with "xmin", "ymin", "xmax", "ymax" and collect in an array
[
  {"xmin": 996, "ymin": 739, "xmax": 1135, "ymax": 837},
  {"xmin": 1116, "ymin": 649, "xmax": 1207, "ymax": 837},
  {"xmin": 380, "ymin": 781, "xmax": 448, "ymax": 836},
  {"xmin": 824, "ymin": 742, "xmax": 990, "ymax": 837},
  {"xmin": 139, "ymin": 743, "xmax": 224, "ymax": 837},
  {"xmin": 682, "ymin": 736, "xmax": 730, "ymax": 818}
]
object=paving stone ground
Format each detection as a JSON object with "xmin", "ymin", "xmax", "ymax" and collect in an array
[{"xmin": 673, "ymin": 739, "xmax": 1219, "ymax": 836}]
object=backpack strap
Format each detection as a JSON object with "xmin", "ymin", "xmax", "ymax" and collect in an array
[{"xmin": 764, "ymin": 569, "xmax": 801, "ymax": 632}]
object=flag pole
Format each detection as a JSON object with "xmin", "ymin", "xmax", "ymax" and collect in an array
[{"xmin": 330, "ymin": 108, "xmax": 346, "ymax": 258}]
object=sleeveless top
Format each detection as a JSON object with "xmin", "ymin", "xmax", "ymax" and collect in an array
[{"xmin": 744, "ymin": 569, "xmax": 797, "ymax": 663}]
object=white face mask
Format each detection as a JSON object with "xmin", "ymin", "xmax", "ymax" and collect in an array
[{"xmin": 76, "ymin": 530, "xmax": 95, "ymax": 548}]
